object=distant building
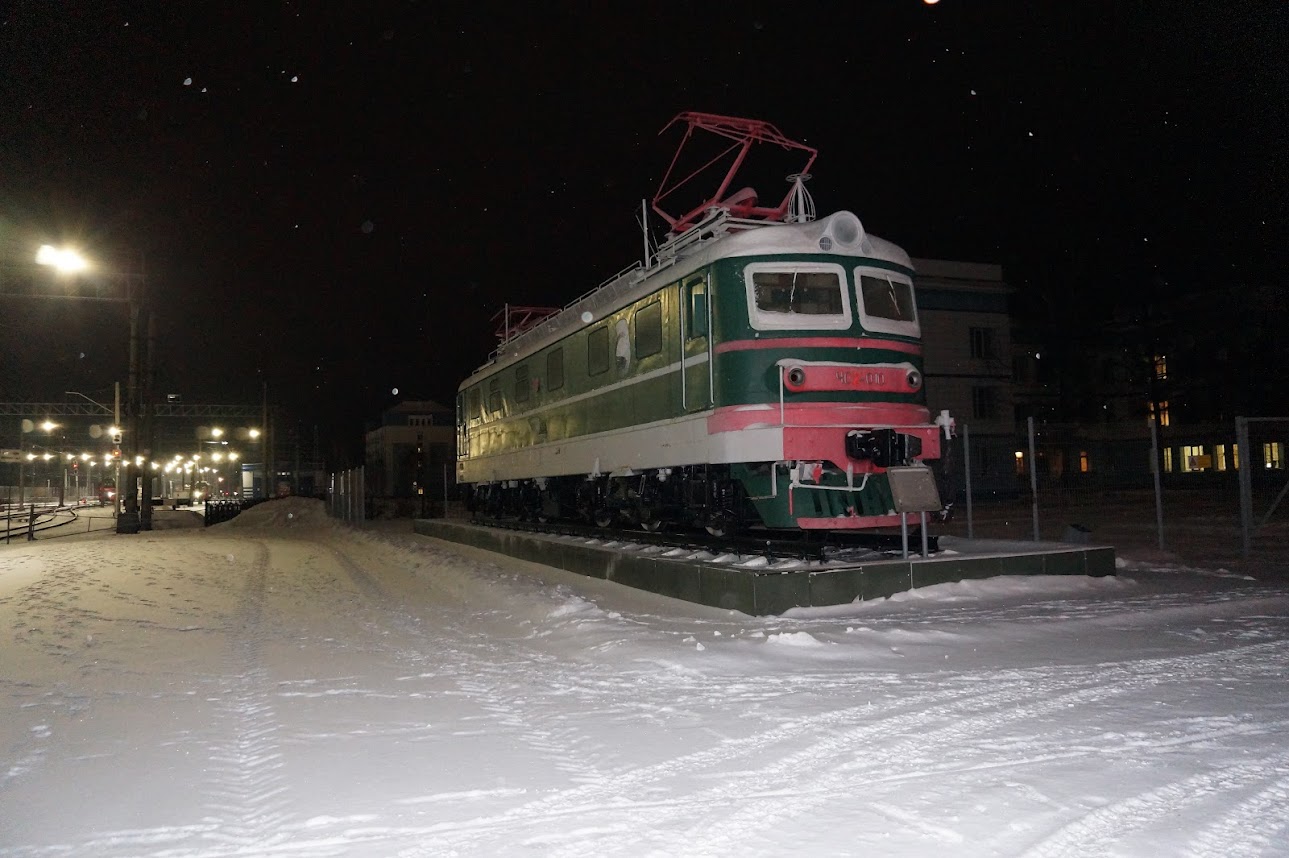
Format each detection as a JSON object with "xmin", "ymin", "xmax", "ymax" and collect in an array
[
  {"xmin": 914, "ymin": 258, "xmax": 1017, "ymax": 498},
  {"xmin": 364, "ymin": 400, "xmax": 456, "ymax": 503}
]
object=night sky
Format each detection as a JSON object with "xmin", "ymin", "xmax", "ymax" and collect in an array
[{"xmin": 2, "ymin": 2, "xmax": 1284, "ymax": 462}]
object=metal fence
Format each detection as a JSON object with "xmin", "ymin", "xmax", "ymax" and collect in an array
[
  {"xmin": 327, "ymin": 466, "xmax": 365, "ymax": 526},
  {"xmin": 941, "ymin": 416, "xmax": 1289, "ymax": 560}
]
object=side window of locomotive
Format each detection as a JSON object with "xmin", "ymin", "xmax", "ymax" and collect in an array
[
  {"xmin": 686, "ymin": 279, "xmax": 708, "ymax": 339},
  {"xmin": 487, "ymin": 377, "xmax": 502, "ymax": 414},
  {"xmin": 514, "ymin": 364, "xmax": 530, "ymax": 403},
  {"xmin": 547, "ymin": 348, "xmax": 564, "ymax": 390},
  {"xmin": 614, "ymin": 319, "xmax": 631, "ymax": 375},
  {"xmin": 467, "ymin": 387, "xmax": 481, "ymax": 421},
  {"xmin": 745, "ymin": 263, "xmax": 850, "ymax": 330},
  {"xmin": 587, "ymin": 326, "xmax": 609, "ymax": 376},
  {"xmin": 635, "ymin": 301, "xmax": 662, "ymax": 359},
  {"xmin": 854, "ymin": 267, "xmax": 919, "ymax": 337}
]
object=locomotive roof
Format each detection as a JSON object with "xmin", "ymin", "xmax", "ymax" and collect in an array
[{"xmin": 461, "ymin": 210, "xmax": 913, "ymax": 389}]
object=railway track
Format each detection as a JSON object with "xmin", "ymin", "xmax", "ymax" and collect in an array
[{"xmin": 2, "ymin": 504, "xmax": 103, "ymax": 541}]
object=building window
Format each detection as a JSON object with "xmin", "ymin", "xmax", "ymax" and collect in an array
[
  {"xmin": 1149, "ymin": 400, "xmax": 1170, "ymax": 427},
  {"xmin": 1163, "ymin": 447, "xmax": 1173, "ymax": 473},
  {"xmin": 970, "ymin": 327, "xmax": 996, "ymax": 360},
  {"xmin": 1181, "ymin": 444, "xmax": 1209, "ymax": 472},
  {"xmin": 547, "ymin": 348, "xmax": 564, "ymax": 390},
  {"xmin": 1214, "ymin": 444, "xmax": 1228, "ymax": 471},
  {"xmin": 1233, "ymin": 444, "xmax": 1240, "ymax": 470},
  {"xmin": 974, "ymin": 444, "xmax": 992, "ymax": 475},
  {"xmin": 635, "ymin": 301, "xmax": 662, "ymax": 358},
  {"xmin": 1264, "ymin": 442, "xmax": 1284, "ymax": 470},
  {"xmin": 971, "ymin": 386, "xmax": 997, "ymax": 420},
  {"xmin": 588, "ymin": 327, "xmax": 609, "ymax": 375},
  {"xmin": 1079, "ymin": 450, "xmax": 1090, "ymax": 473},
  {"xmin": 1154, "ymin": 354, "xmax": 1168, "ymax": 380},
  {"xmin": 514, "ymin": 364, "xmax": 530, "ymax": 403},
  {"xmin": 1014, "ymin": 450, "xmax": 1026, "ymax": 476},
  {"xmin": 487, "ymin": 377, "xmax": 502, "ymax": 414}
]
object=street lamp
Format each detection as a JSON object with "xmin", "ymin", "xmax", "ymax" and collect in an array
[
  {"xmin": 36, "ymin": 245, "xmax": 90, "ymax": 274},
  {"xmin": 23, "ymin": 245, "xmax": 152, "ymax": 532}
]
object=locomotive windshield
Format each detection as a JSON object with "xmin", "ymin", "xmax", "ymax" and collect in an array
[
  {"xmin": 855, "ymin": 267, "xmax": 919, "ymax": 337},
  {"xmin": 744, "ymin": 263, "xmax": 851, "ymax": 330}
]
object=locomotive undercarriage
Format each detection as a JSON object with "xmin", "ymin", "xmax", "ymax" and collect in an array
[
  {"xmin": 467, "ymin": 456, "xmax": 938, "ymax": 535},
  {"xmin": 468, "ymin": 465, "xmax": 752, "ymax": 536}
]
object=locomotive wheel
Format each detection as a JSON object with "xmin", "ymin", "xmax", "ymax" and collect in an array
[
  {"xmin": 593, "ymin": 508, "xmax": 615, "ymax": 528},
  {"xmin": 636, "ymin": 506, "xmax": 663, "ymax": 533},
  {"xmin": 704, "ymin": 510, "xmax": 736, "ymax": 538}
]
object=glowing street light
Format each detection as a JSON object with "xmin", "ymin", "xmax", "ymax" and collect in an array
[{"xmin": 35, "ymin": 245, "xmax": 90, "ymax": 274}]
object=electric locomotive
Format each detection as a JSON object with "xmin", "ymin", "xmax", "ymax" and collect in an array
[{"xmin": 456, "ymin": 113, "xmax": 954, "ymax": 534}]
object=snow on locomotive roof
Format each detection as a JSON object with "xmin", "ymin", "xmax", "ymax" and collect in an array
[{"xmin": 461, "ymin": 211, "xmax": 913, "ymax": 388}]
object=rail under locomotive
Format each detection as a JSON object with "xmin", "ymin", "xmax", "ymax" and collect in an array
[{"xmin": 455, "ymin": 113, "xmax": 954, "ymax": 535}]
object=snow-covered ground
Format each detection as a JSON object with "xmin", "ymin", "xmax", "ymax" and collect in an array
[{"xmin": 2, "ymin": 498, "xmax": 1287, "ymax": 857}]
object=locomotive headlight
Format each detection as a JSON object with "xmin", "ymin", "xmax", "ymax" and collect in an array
[
  {"xmin": 906, "ymin": 369, "xmax": 922, "ymax": 390},
  {"xmin": 827, "ymin": 212, "xmax": 864, "ymax": 248}
]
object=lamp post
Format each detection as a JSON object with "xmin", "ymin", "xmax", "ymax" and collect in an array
[{"xmin": 34, "ymin": 246, "xmax": 152, "ymax": 533}]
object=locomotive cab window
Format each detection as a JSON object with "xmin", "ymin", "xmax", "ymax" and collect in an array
[
  {"xmin": 685, "ymin": 278, "xmax": 708, "ymax": 339},
  {"xmin": 514, "ymin": 364, "xmax": 530, "ymax": 403},
  {"xmin": 588, "ymin": 326, "xmax": 609, "ymax": 376},
  {"xmin": 855, "ymin": 266, "xmax": 919, "ymax": 337},
  {"xmin": 744, "ymin": 262, "xmax": 851, "ymax": 331},
  {"xmin": 487, "ymin": 377, "xmax": 502, "ymax": 414},
  {"xmin": 467, "ymin": 386, "xmax": 481, "ymax": 420},
  {"xmin": 635, "ymin": 301, "xmax": 662, "ymax": 359},
  {"xmin": 547, "ymin": 348, "xmax": 564, "ymax": 390}
]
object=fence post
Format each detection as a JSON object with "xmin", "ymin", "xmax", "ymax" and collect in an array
[
  {"xmin": 963, "ymin": 424, "xmax": 974, "ymax": 540},
  {"xmin": 1027, "ymin": 417, "xmax": 1040, "ymax": 541},
  {"xmin": 1150, "ymin": 414, "xmax": 1165, "ymax": 551},
  {"xmin": 1237, "ymin": 416, "xmax": 1252, "ymax": 558}
]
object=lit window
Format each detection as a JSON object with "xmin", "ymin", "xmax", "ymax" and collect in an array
[
  {"xmin": 1233, "ymin": 444, "xmax": 1240, "ymax": 470},
  {"xmin": 1181, "ymin": 445, "xmax": 1208, "ymax": 472},
  {"xmin": 1214, "ymin": 445, "xmax": 1227, "ymax": 471},
  {"xmin": 1264, "ymin": 442, "xmax": 1284, "ymax": 470},
  {"xmin": 1154, "ymin": 354, "xmax": 1168, "ymax": 380},
  {"xmin": 1014, "ymin": 450, "xmax": 1026, "ymax": 476},
  {"xmin": 1149, "ymin": 400, "xmax": 1170, "ymax": 427},
  {"xmin": 1079, "ymin": 450, "xmax": 1090, "ymax": 473},
  {"xmin": 1163, "ymin": 447, "xmax": 1173, "ymax": 473}
]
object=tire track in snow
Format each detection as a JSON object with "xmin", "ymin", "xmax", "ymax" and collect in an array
[
  {"xmin": 393, "ymin": 675, "xmax": 1061, "ymax": 856},
  {"xmin": 1186, "ymin": 767, "xmax": 1289, "ymax": 857},
  {"xmin": 320, "ymin": 540, "xmax": 612, "ymax": 800},
  {"xmin": 571, "ymin": 640, "xmax": 1289, "ymax": 858},
  {"xmin": 1019, "ymin": 752, "xmax": 1289, "ymax": 858},
  {"xmin": 200, "ymin": 540, "xmax": 294, "ymax": 852}
]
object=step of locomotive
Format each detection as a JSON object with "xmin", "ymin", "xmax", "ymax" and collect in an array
[{"xmin": 412, "ymin": 519, "xmax": 1116, "ymax": 616}]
